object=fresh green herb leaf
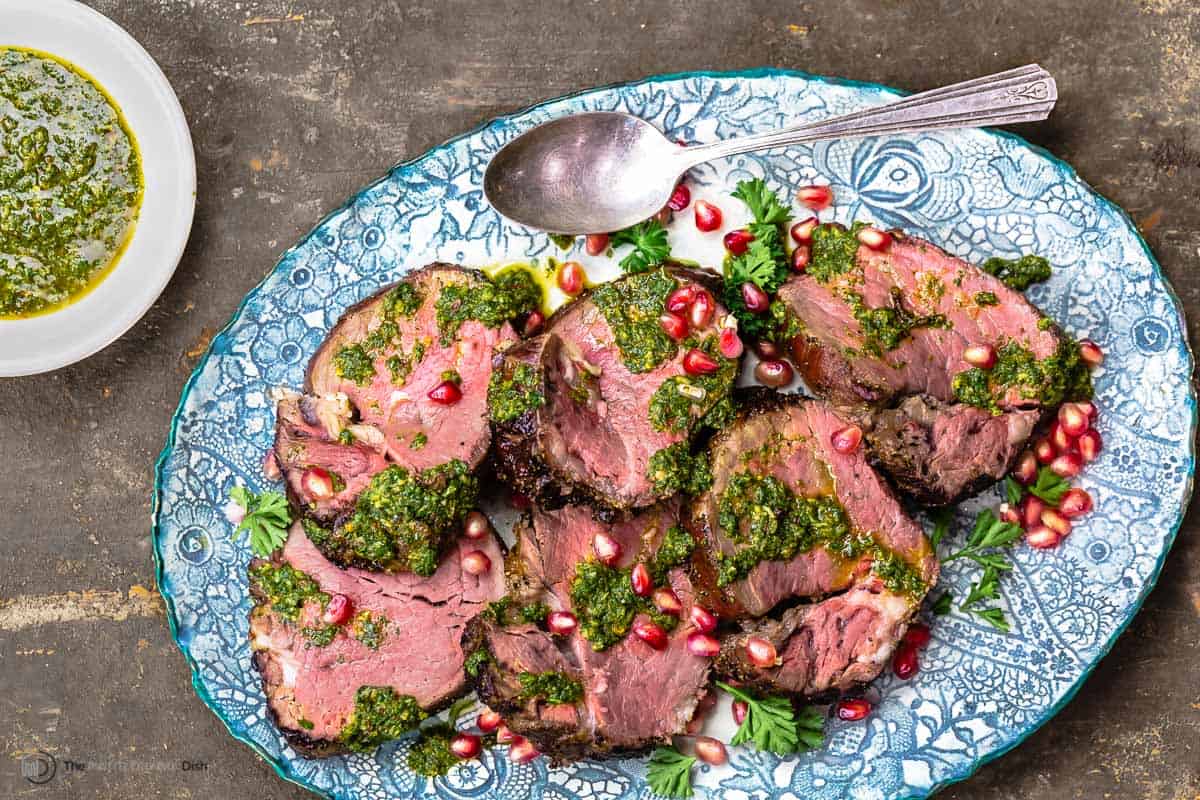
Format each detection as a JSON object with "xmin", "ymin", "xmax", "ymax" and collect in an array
[
  {"xmin": 646, "ymin": 747, "xmax": 696, "ymax": 798},
  {"xmin": 794, "ymin": 705, "xmax": 827, "ymax": 750},
  {"xmin": 968, "ymin": 605, "xmax": 1011, "ymax": 632},
  {"xmin": 726, "ymin": 238, "xmax": 781, "ymax": 289},
  {"xmin": 943, "ymin": 509, "xmax": 1023, "ymax": 565},
  {"xmin": 931, "ymin": 593, "xmax": 953, "ymax": 616},
  {"xmin": 229, "ymin": 486, "xmax": 291, "ymax": 557},
  {"xmin": 445, "ymin": 697, "xmax": 475, "ymax": 727},
  {"xmin": 961, "ymin": 565, "xmax": 1004, "ymax": 608},
  {"xmin": 731, "ymin": 178, "xmax": 793, "ymax": 227},
  {"xmin": 610, "ymin": 219, "xmax": 671, "ymax": 274},
  {"xmin": 1005, "ymin": 476, "xmax": 1024, "ymax": 507},
  {"xmin": 1027, "ymin": 466, "xmax": 1070, "ymax": 505},
  {"xmin": 718, "ymin": 682, "xmax": 824, "ymax": 755},
  {"xmin": 928, "ymin": 508, "xmax": 953, "ymax": 550}
]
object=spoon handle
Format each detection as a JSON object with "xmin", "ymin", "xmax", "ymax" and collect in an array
[{"xmin": 678, "ymin": 64, "xmax": 1057, "ymax": 167}]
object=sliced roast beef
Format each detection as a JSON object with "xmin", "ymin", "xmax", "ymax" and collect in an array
[
  {"xmin": 273, "ymin": 392, "xmax": 388, "ymax": 523},
  {"xmin": 687, "ymin": 392, "xmax": 936, "ymax": 697},
  {"xmin": 490, "ymin": 266, "xmax": 738, "ymax": 514},
  {"xmin": 464, "ymin": 502, "xmax": 713, "ymax": 759},
  {"xmin": 306, "ymin": 263, "xmax": 525, "ymax": 471},
  {"xmin": 250, "ymin": 522, "xmax": 505, "ymax": 756},
  {"xmin": 780, "ymin": 227, "xmax": 1080, "ymax": 504}
]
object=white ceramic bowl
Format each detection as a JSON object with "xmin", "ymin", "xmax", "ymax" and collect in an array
[{"xmin": 0, "ymin": 0, "xmax": 195, "ymax": 377}]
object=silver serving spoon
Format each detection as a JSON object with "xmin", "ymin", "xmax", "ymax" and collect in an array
[{"xmin": 484, "ymin": 65, "xmax": 1056, "ymax": 235}]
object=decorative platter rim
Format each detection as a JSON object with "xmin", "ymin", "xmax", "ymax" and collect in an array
[{"xmin": 152, "ymin": 66, "xmax": 1196, "ymax": 800}]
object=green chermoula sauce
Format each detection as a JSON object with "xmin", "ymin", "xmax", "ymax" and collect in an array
[
  {"xmin": 488, "ymin": 361, "xmax": 544, "ymax": 423},
  {"xmin": 844, "ymin": 288, "xmax": 950, "ymax": 355},
  {"xmin": 714, "ymin": 471, "xmax": 925, "ymax": 597},
  {"xmin": 249, "ymin": 562, "xmax": 329, "ymax": 622},
  {"xmin": 352, "ymin": 610, "xmax": 388, "ymax": 650},
  {"xmin": 591, "ymin": 268, "xmax": 680, "ymax": 373},
  {"xmin": 973, "ymin": 291, "xmax": 999, "ymax": 307},
  {"xmin": 650, "ymin": 525, "xmax": 696, "ymax": 583},
  {"xmin": 435, "ymin": 267, "xmax": 541, "ymax": 344},
  {"xmin": 569, "ymin": 560, "xmax": 678, "ymax": 651},
  {"xmin": 646, "ymin": 442, "xmax": 713, "ymax": 496},
  {"xmin": 0, "ymin": 48, "xmax": 143, "ymax": 318},
  {"xmin": 407, "ymin": 727, "xmax": 458, "ymax": 776},
  {"xmin": 648, "ymin": 336, "xmax": 737, "ymax": 434},
  {"xmin": 340, "ymin": 686, "xmax": 426, "ymax": 753},
  {"xmin": 518, "ymin": 671, "xmax": 584, "ymax": 705},
  {"xmin": 464, "ymin": 648, "xmax": 491, "ymax": 677},
  {"xmin": 333, "ymin": 283, "xmax": 426, "ymax": 386},
  {"xmin": 311, "ymin": 460, "xmax": 478, "ymax": 575},
  {"xmin": 806, "ymin": 222, "xmax": 866, "ymax": 285},
  {"xmin": 953, "ymin": 338, "xmax": 1092, "ymax": 413},
  {"xmin": 980, "ymin": 254, "xmax": 1052, "ymax": 291}
]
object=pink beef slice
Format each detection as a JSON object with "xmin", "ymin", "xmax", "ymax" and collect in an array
[
  {"xmin": 273, "ymin": 392, "xmax": 388, "ymax": 523},
  {"xmin": 306, "ymin": 263, "xmax": 518, "ymax": 470},
  {"xmin": 779, "ymin": 230, "xmax": 1059, "ymax": 505},
  {"xmin": 249, "ymin": 522, "xmax": 505, "ymax": 756},
  {"xmin": 463, "ymin": 501, "xmax": 713, "ymax": 758},
  {"xmin": 490, "ymin": 266, "xmax": 738, "ymax": 514}
]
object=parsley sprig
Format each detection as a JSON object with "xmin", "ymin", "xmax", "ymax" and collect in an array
[
  {"xmin": 723, "ymin": 179, "xmax": 795, "ymax": 340},
  {"xmin": 1026, "ymin": 466, "xmax": 1070, "ymax": 505},
  {"xmin": 229, "ymin": 486, "xmax": 292, "ymax": 557},
  {"xmin": 930, "ymin": 508, "xmax": 1022, "ymax": 631},
  {"xmin": 646, "ymin": 747, "xmax": 696, "ymax": 798},
  {"xmin": 611, "ymin": 219, "xmax": 671, "ymax": 274},
  {"xmin": 717, "ymin": 682, "xmax": 825, "ymax": 755}
]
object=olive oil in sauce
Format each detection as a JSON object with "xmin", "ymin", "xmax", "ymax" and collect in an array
[{"xmin": 0, "ymin": 47, "xmax": 143, "ymax": 319}]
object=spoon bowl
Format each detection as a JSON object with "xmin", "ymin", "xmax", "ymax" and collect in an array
[{"xmin": 484, "ymin": 112, "xmax": 683, "ymax": 235}]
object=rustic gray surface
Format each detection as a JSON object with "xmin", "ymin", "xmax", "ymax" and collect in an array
[{"xmin": 1, "ymin": 1, "xmax": 1198, "ymax": 798}]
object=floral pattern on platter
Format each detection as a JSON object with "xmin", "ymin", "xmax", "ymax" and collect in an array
[{"xmin": 152, "ymin": 70, "xmax": 1195, "ymax": 800}]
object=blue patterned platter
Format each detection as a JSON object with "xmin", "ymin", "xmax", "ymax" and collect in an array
[{"xmin": 153, "ymin": 69, "xmax": 1195, "ymax": 800}]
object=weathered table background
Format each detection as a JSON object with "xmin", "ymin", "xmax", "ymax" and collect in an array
[{"xmin": 1, "ymin": 1, "xmax": 1197, "ymax": 798}]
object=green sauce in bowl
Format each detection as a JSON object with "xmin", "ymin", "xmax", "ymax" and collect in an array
[{"xmin": 0, "ymin": 47, "xmax": 143, "ymax": 318}]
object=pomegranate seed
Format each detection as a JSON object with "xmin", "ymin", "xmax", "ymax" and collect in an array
[
  {"xmin": 508, "ymin": 738, "xmax": 540, "ymax": 764},
  {"xmin": 963, "ymin": 344, "xmax": 997, "ymax": 369},
  {"xmin": 1058, "ymin": 403, "xmax": 1090, "ymax": 437},
  {"xmin": 745, "ymin": 636, "xmax": 777, "ymax": 668},
  {"xmin": 1020, "ymin": 495, "xmax": 1047, "ymax": 530},
  {"xmin": 797, "ymin": 184, "xmax": 833, "ymax": 210},
  {"xmin": 689, "ymin": 290, "xmax": 716, "ymax": 328},
  {"xmin": 732, "ymin": 700, "xmax": 748, "ymax": 725},
  {"xmin": 835, "ymin": 698, "xmax": 872, "ymax": 721},
  {"xmin": 429, "ymin": 380, "xmax": 462, "ymax": 405},
  {"xmin": 667, "ymin": 183, "xmax": 691, "ymax": 211},
  {"xmin": 902, "ymin": 622, "xmax": 931, "ymax": 649},
  {"xmin": 694, "ymin": 736, "xmax": 728, "ymax": 766},
  {"xmin": 856, "ymin": 226, "xmax": 892, "ymax": 250},
  {"xmin": 1077, "ymin": 429, "xmax": 1103, "ymax": 462},
  {"xmin": 1041, "ymin": 508, "xmax": 1072, "ymax": 537},
  {"xmin": 666, "ymin": 284, "xmax": 698, "ymax": 313},
  {"xmin": 476, "ymin": 710, "xmax": 503, "ymax": 733},
  {"xmin": 462, "ymin": 550, "xmax": 492, "ymax": 575},
  {"xmin": 1076, "ymin": 400, "xmax": 1099, "ymax": 419},
  {"xmin": 791, "ymin": 245, "xmax": 811, "ymax": 272},
  {"xmin": 755, "ymin": 359, "xmax": 793, "ymax": 388},
  {"xmin": 509, "ymin": 491, "xmax": 531, "ymax": 510},
  {"xmin": 546, "ymin": 610, "xmax": 578, "ymax": 636},
  {"xmin": 683, "ymin": 348, "xmax": 720, "ymax": 375},
  {"xmin": 790, "ymin": 216, "xmax": 819, "ymax": 244},
  {"xmin": 495, "ymin": 724, "xmax": 518, "ymax": 744},
  {"xmin": 322, "ymin": 594, "xmax": 353, "ymax": 626},
  {"xmin": 1034, "ymin": 438, "xmax": 1056, "ymax": 465},
  {"xmin": 593, "ymin": 532, "xmax": 622, "ymax": 566},
  {"xmin": 1012, "ymin": 451, "xmax": 1039, "ymax": 485},
  {"xmin": 694, "ymin": 200, "xmax": 723, "ymax": 232},
  {"xmin": 653, "ymin": 587, "xmax": 683, "ymax": 616},
  {"xmin": 302, "ymin": 467, "xmax": 335, "ymax": 499},
  {"xmin": 753, "ymin": 339, "xmax": 782, "ymax": 360},
  {"xmin": 1060, "ymin": 487, "xmax": 1094, "ymax": 518},
  {"xmin": 1050, "ymin": 452, "xmax": 1083, "ymax": 478},
  {"xmin": 689, "ymin": 605, "xmax": 718, "ymax": 633},
  {"xmin": 450, "ymin": 733, "xmax": 482, "ymax": 760},
  {"xmin": 585, "ymin": 233, "xmax": 609, "ymax": 256},
  {"xmin": 1079, "ymin": 339, "xmax": 1105, "ymax": 367},
  {"xmin": 522, "ymin": 310, "xmax": 545, "ymax": 336},
  {"xmin": 1000, "ymin": 505, "xmax": 1021, "ymax": 525},
  {"xmin": 632, "ymin": 619, "xmax": 669, "ymax": 650},
  {"xmin": 687, "ymin": 632, "xmax": 721, "ymax": 657},
  {"xmin": 630, "ymin": 563, "xmax": 653, "ymax": 597},
  {"xmin": 741, "ymin": 281, "xmax": 770, "ymax": 314},
  {"xmin": 557, "ymin": 261, "xmax": 585, "ymax": 295},
  {"xmin": 1026, "ymin": 524, "xmax": 1061, "ymax": 549},
  {"xmin": 719, "ymin": 327, "xmax": 744, "ymax": 359},
  {"xmin": 463, "ymin": 510, "xmax": 490, "ymax": 540},
  {"xmin": 892, "ymin": 644, "xmax": 919, "ymax": 679},
  {"xmin": 723, "ymin": 228, "xmax": 755, "ymax": 256},
  {"xmin": 659, "ymin": 311, "xmax": 689, "ymax": 341},
  {"xmin": 1050, "ymin": 421, "xmax": 1076, "ymax": 454},
  {"xmin": 831, "ymin": 424, "xmax": 863, "ymax": 454}
]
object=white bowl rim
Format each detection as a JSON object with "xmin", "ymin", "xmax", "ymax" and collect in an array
[{"xmin": 0, "ymin": 0, "xmax": 196, "ymax": 377}]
